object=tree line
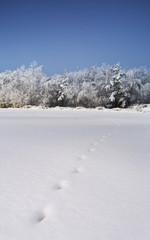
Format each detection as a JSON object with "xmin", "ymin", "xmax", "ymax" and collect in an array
[{"xmin": 0, "ymin": 62, "xmax": 150, "ymax": 108}]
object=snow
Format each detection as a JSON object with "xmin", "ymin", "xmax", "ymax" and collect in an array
[
  {"xmin": 0, "ymin": 108, "xmax": 150, "ymax": 240},
  {"xmin": 109, "ymin": 92, "xmax": 115, "ymax": 102}
]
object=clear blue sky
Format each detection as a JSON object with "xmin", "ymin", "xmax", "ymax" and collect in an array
[{"xmin": 0, "ymin": 0, "xmax": 150, "ymax": 75}]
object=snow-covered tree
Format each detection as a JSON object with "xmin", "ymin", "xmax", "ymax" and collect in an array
[{"xmin": 0, "ymin": 62, "xmax": 150, "ymax": 108}]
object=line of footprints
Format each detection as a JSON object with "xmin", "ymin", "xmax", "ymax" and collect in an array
[{"xmin": 36, "ymin": 123, "xmax": 120, "ymax": 223}]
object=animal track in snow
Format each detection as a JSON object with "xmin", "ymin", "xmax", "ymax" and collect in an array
[
  {"xmin": 36, "ymin": 211, "xmax": 45, "ymax": 222},
  {"xmin": 36, "ymin": 205, "xmax": 54, "ymax": 223},
  {"xmin": 73, "ymin": 167, "xmax": 83, "ymax": 174},
  {"xmin": 55, "ymin": 180, "xmax": 68, "ymax": 190}
]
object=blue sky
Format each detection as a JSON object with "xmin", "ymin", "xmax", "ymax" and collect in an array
[{"xmin": 0, "ymin": 0, "xmax": 150, "ymax": 75}]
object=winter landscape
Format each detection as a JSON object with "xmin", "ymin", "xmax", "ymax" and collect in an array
[
  {"xmin": 1, "ymin": 0, "xmax": 150, "ymax": 238},
  {"xmin": 0, "ymin": 107, "xmax": 150, "ymax": 240}
]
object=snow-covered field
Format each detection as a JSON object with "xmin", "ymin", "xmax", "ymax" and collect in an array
[{"xmin": 0, "ymin": 108, "xmax": 150, "ymax": 240}]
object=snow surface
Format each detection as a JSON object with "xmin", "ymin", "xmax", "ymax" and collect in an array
[{"xmin": 0, "ymin": 108, "xmax": 150, "ymax": 240}]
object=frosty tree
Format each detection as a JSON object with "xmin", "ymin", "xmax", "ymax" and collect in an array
[{"xmin": 0, "ymin": 62, "xmax": 150, "ymax": 108}]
